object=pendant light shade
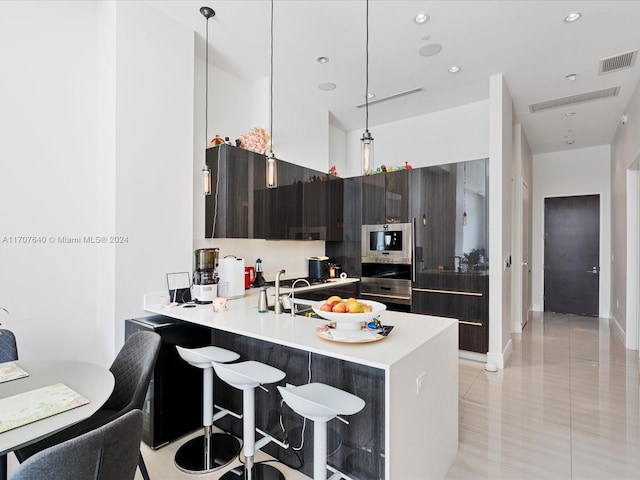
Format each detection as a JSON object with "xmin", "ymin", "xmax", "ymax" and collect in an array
[
  {"xmin": 361, "ymin": 0, "xmax": 374, "ymax": 175},
  {"xmin": 266, "ymin": 152, "xmax": 277, "ymax": 188},
  {"xmin": 266, "ymin": 0, "xmax": 278, "ymax": 188},
  {"xmin": 202, "ymin": 164, "xmax": 211, "ymax": 195},
  {"xmin": 362, "ymin": 129, "xmax": 374, "ymax": 175},
  {"xmin": 201, "ymin": 6, "xmax": 215, "ymax": 196}
]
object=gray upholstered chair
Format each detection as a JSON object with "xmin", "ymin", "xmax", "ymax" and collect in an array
[
  {"xmin": 0, "ymin": 328, "xmax": 18, "ymax": 478},
  {"xmin": 0, "ymin": 329, "xmax": 18, "ymax": 363},
  {"xmin": 14, "ymin": 331, "xmax": 161, "ymax": 480},
  {"xmin": 10, "ymin": 409, "xmax": 143, "ymax": 480}
]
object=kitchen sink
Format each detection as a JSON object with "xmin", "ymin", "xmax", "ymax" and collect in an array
[{"xmin": 266, "ymin": 304, "xmax": 317, "ymax": 317}]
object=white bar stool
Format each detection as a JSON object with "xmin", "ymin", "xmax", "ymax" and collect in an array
[
  {"xmin": 278, "ymin": 383, "xmax": 365, "ymax": 480},
  {"xmin": 175, "ymin": 345, "xmax": 242, "ymax": 474},
  {"xmin": 212, "ymin": 360, "xmax": 287, "ymax": 480}
]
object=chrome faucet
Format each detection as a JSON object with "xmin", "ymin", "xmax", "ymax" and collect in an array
[
  {"xmin": 290, "ymin": 278, "xmax": 311, "ymax": 318},
  {"xmin": 274, "ymin": 269, "xmax": 286, "ymax": 314}
]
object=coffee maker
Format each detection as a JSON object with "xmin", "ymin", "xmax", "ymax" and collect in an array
[{"xmin": 193, "ymin": 248, "xmax": 219, "ymax": 304}]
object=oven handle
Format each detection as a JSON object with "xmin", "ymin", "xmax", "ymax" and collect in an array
[
  {"xmin": 361, "ymin": 292, "xmax": 411, "ymax": 301},
  {"xmin": 412, "ymin": 217, "xmax": 416, "ymax": 283}
]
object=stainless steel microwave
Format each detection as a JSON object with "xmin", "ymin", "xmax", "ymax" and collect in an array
[{"xmin": 361, "ymin": 223, "xmax": 412, "ymax": 264}]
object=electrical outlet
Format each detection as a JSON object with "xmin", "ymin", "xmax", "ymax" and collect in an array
[{"xmin": 416, "ymin": 372, "xmax": 427, "ymax": 394}]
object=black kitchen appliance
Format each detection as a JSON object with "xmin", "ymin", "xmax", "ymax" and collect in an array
[
  {"xmin": 308, "ymin": 256, "xmax": 330, "ymax": 281},
  {"xmin": 125, "ymin": 316, "xmax": 213, "ymax": 449},
  {"xmin": 193, "ymin": 248, "xmax": 219, "ymax": 304},
  {"xmin": 253, "ymin": 258, "xmax": 265, "ymax": 287}
]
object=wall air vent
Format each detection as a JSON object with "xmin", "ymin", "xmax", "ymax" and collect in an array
[
  {"xmin": 357, "ymin": 87, "xmax": 423, "ymax": 108},
  {"xmin": 599, "ymin": 50, "xmax": 637, "ymax": 75},
  {"xmin": 529, "ymin": 87, "xmax": 620, "ymax": 113}
]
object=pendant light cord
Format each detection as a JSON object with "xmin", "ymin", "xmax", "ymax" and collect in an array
[
  {"xmin": 269, "ymin": 0, "xmax": 274, "ymax": 154},
  {"xmin": 365, "ymin": 0, "xmax": 369, "ymax": 132},
  {"xmin": 205, "ymin": 15, "xmax": 210, "ymax": 148}
]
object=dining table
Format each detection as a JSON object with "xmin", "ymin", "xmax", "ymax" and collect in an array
[{"xmin": 0, "ymin": 360, "xmax": 115, "ymax": 480}]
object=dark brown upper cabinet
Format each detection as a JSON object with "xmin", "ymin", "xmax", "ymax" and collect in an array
[
  {"xmin": 361, "ymin": 170, "xmax": 409, "ymax": 225},
  {"xmin": 205, "ymin": 145, "xmax": 343, "ymax": 240}
]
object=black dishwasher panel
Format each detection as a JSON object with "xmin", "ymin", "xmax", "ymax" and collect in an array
[{"xmin": 125, "ymin": 316, "xmax": 213, "ymax": 449}]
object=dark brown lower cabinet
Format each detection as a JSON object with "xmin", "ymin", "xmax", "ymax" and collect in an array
[{"xmin": 412, "ymin": 274, "xmax": 488, "ymax": 353}]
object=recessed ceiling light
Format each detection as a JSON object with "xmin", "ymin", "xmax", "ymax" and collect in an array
[
  {"xmin": 318, "ymin": 82, "xmax": 336, "ymax": 91},
  {"xmin": 415, "ymin": 13, "xmax": 430, "ymax": 24},
  {"xmin": 565, "ymin": 73, "xmax": 577, "ymax": 82},
  {"xmin": 316, "ymin": 56, "xmax": 329, "ymax": 64},
  {"xmin": 367, "ymin": 92, "xmax": 375, "ymax": 99},
  {"xmin": 449, "ymin": 66, "xmax": 461, "ymax": 73},
  {"xmin": 418, "ymin": 43, "xmax": 442, "ymax": 57},
  {"xmin": 421, "ymin": 34, "xmax": 431, "ymax": 41},
  {"xmin": 564, "ymin": 12, "xmax": 582, "ymax": 23},
  {"xmin": 565, "ymin": 112, "xmax": 576, "ymax": 116}
]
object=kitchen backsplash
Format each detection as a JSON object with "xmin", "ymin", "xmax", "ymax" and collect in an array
[{"xmin": 193, "ymin": 238, "xmax": 325, "ymax": 281}]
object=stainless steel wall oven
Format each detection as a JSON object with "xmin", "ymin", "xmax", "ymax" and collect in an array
[{"xmin": 361, "ymin": 223, "xmax": 412, "ymax": 311}]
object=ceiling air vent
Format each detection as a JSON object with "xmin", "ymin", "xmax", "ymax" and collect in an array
[
  {"xmin": 529, "ymin": 87, "xmax": 620, "ymax": 113},
  {"xmin": 599, "ymin": 50, "xmax": 637, "ymax": 75},
  {"xmin": 357, "ymin": 87, "xmax": 423, "ymax": 108}
]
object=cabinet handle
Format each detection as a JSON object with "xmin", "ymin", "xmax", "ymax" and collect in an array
[
  {"xmin": 459, "ymin": 320, "xmax": 483, "ymax": 327},
  {"xmin": 413, "ymin": 288, "xmax": 483, "ymax": 297},
  {"xmin": 412, "ymin": 217, "xmax": 416, "ymax": 283},
  {"xmin": 362, "ymin": 292, "xmax": 411, "ymax": 301}
]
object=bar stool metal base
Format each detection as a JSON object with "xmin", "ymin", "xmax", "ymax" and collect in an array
[
  {"xmin": 220, "ymin": 463, "xmax": 285, "ymax": 480},
  {"xmin": 174, "ymin": 432, "xmax": 241, "ymax": 474}
]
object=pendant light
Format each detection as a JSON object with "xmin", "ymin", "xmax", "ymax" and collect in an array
[
  {"xmin": 265, "ymin": 0, "xmax": 277, "ymax": 188},
  {"xmin": 361, "ymin": 0, "xmax": 374, "ymax": 175},
  {"xmin": 201, "ymin": 6, "xmax": 215, "ymax": 195}
]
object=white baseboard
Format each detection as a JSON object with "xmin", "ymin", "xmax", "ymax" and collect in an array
[
  {"xmin": 458, "ymin": 350, "xmax": 487, "ymax": 363},
  {"xmin": 609, "ymin": 314, "xmax": 627, "ymax": 348},
  {"xmin": 486, "ymin": 338, "xmax": 513, "ymax": 370}
]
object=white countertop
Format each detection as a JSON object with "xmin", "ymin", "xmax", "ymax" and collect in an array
[
  {"xmin": 144, "ymin": 286, "xmax": 457, "ymax": 370},
  {"xmin": 264, "ymin": 276, "xmax": 360, "ymax": 294}
]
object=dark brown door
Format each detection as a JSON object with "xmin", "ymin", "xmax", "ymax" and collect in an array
[{"xmin": 544, "ymin": 195, "xmax": 600, "ymax": 316}]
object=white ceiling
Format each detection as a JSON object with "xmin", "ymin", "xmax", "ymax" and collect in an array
[{"xmin": 148, "ymin": 0, "xmax": 640, "ymax": 155}]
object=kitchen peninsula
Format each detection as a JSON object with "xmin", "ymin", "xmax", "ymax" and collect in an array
[{"xmin": 143, "ymin": 287, "xmax": 458, "ymax": 480}]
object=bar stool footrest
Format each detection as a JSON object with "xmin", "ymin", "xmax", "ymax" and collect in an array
[
  {"xmin": 213, "ymin": 403, "xmax": 243, "ymax": 422},
  {"xmin": 220, "ymin": 463, "xmax": 285, "ymax": 480},
  {"xmin": 174, "ymin": 433, "xmax": 240, "ymax": 474}
]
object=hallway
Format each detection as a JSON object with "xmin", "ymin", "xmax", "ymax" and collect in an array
[{"xmin": 447, "ymin": 312, "xmax": 640, "ymax": 479}]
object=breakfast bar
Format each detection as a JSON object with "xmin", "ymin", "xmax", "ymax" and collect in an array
[{"xmin": 143, "ymin": 287, "xmax": 458, "ymax": 480}]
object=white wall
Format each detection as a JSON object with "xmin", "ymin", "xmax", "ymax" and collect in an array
[
  {"xmin": 329, "ymin": 123, "xmax": 347, "ymax": 175},
  {"xmin": 531, "ymin": 145, "xmax": 612, "ymax": 317},
  {"xmin": 341, "ymin": 100, "xmax": 490, "ymax": 177},
  {"xmin": 511, "ymin": 123, "xmax": 533, "ymax": 334},
  {"xmin": 96, "ymin": 0, "xmax": 117, "ymax": 365},
  {"xmin": 487, "ymin": 74, "xmax": 513, "ymax": 369},
  {"xmin": 0, "ymin": 1, "xmax": 101, "ymax": 361},
  {"xmin": 114, "ymin": 1, "xmax": 195, "ymax": 347},
  {"xmin": 610, "ymin": 77, "xmax": 640, "ymax": 348},
  {"xmin": 0, "ymin": 1, "xmax": 195, "ymax": 363}
]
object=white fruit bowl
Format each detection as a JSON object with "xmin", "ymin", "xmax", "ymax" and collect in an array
[{"xmin": 312, "ymin": 300, "xmax": 386, "ymax": 330}]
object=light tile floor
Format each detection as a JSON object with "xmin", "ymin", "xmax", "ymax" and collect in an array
[
  {"xmin": 7, "ymin": 311, "xmax": 639, "ymax": 479},
  {"xmin": 447, "ymin": 311, "xmax": 640, "ymax": 480}
]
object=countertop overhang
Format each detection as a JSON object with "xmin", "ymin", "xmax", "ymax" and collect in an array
[{"xmin": 144, "ymin": 286, "xmax": 457, "ymax": 370}]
